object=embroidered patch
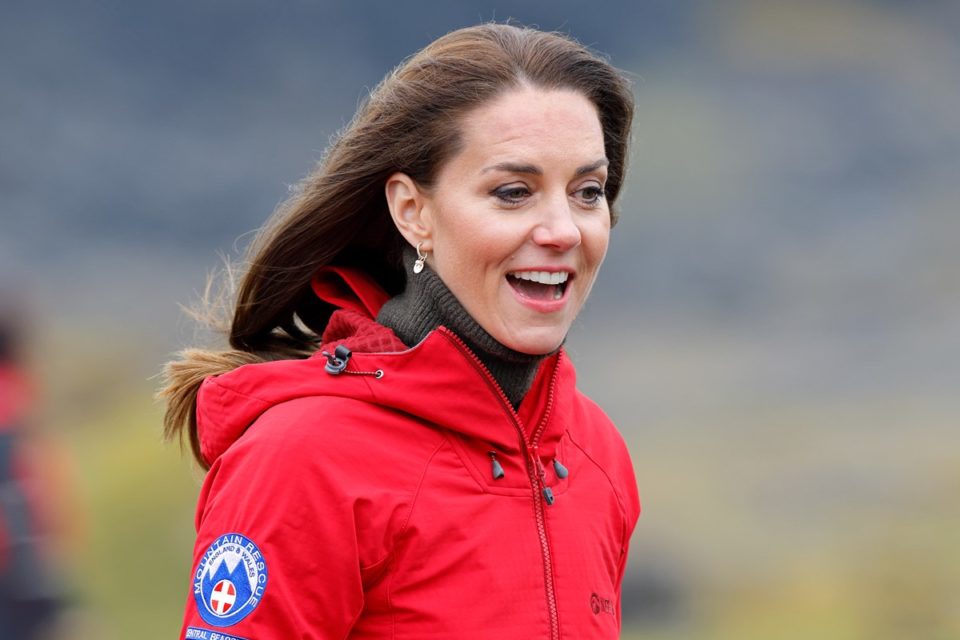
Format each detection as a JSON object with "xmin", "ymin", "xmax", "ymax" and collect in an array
[
  {"xmin": 184, "ymin": 626, "xmax": 248, "ymax": 640},
  {"xmin": 193, "ymin": 533, "xmax": 268, "ymax": 627}
]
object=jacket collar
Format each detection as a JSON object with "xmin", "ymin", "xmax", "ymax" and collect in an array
[{"xmin": 196, "ymin": 268, "xmax": 574, "ymax": 466}]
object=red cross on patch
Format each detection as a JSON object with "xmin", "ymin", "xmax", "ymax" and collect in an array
[{"xmin": 210, "ymin": 579, "xmax": 237, "ymax": 615}]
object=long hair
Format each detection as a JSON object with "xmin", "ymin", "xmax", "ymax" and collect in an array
[{"xmin": 159, "ymin": 23, "xmax": 635, "ymax": 467}]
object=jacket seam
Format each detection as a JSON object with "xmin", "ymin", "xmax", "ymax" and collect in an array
[
  {"xmin": 207, "ymin": 378, "xmax": 274, "ymax": 406},
  {"xmin": 357, "ymin": 435, "xmax": 446, "ymax": 573},
  {"xmin": 444, "ymin": 433, "xmax": 488, "ymax": 493},
  {"xmin": 342, "ymin": 600, "xmax": 365, "ymax": 640},
  {"xmin": 565, "ymin": 429, "xmax": 629, "ymax": 549},
  {"xmin": 385, "ymin": 437, "xmax": 446, "ymax": 640},
  {"xmin": 438, "ymin": 330, "xmax": 521, "ymax": 427},
  {"xmin": 336, "ymin": 437, "xmax": 444, "ymax": 640}
]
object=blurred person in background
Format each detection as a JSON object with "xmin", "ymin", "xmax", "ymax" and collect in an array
[
  {"xmin": 0, "ymin": 285, "xmax": 65, "ymax": 638},
  {"xmin": 161, "ymin": 23, "xmax": 639, "ymax": 638}
]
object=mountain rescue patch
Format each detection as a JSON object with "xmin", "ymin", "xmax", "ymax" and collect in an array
[{"xmin": 193, "ymin": 533, "xmax": 268, "ymax": 627}]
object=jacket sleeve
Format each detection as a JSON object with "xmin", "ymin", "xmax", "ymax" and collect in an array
[{"xmin": 180, "ymin": 404, "xmax": 365, "ymax": 639}]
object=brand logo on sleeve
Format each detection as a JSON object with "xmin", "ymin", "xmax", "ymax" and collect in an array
[
  {"xmin": 193, "ymin": 533, "xmax": 268, "ymax": 627},
  {"xmin": 590, "ymin": 592, "xmax": 615, "ymax": 616}
]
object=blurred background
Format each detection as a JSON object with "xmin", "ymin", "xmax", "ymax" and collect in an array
[{"xmin": 2, "ymin": 0, "xmax": 958, "ymax": 638}]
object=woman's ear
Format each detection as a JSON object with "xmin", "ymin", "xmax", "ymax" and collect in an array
[{"xmin": 385, "ymin": 173, "xmax": 433, "ymax": 251}]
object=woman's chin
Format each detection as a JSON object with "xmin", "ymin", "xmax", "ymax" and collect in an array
[{"xmin": 495, "ymin": 327, "xmax": 567, "ymax": 356}]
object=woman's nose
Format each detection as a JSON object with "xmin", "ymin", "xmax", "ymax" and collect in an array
[{"xmin": 532, "ymin": 199, "xmax": 582, "ymax": 250}]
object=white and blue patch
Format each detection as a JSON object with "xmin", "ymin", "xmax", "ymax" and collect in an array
[{"xmin": 193, "ymin": 532, "xmax": 268, "ymax": 627}]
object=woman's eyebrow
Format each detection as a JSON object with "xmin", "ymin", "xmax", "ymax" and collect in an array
[
  {"xmin": 480, "ymin": 158, "xmax": 609, "ymax": 176},
  {"xmin": 575, "ymin": 158, "xmax": 609, "ymax": 176},
  {"xmin": 481, "ymin": 162, "xmax": 542, "ymax": 175}
]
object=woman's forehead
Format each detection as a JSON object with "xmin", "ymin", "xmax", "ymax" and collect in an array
[{"xmin": 453, "ymin": 87, "xmax": 606, "ymax": 173}]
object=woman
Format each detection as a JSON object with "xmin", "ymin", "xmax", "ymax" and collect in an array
[{"xmin": 161, "ymin": 23, "xmax": 640, "ymax": 639}]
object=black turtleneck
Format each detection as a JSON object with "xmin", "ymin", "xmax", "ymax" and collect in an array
[{"xmin": 376, "ymin": 248, "xmax": 548, "ymax": 409}]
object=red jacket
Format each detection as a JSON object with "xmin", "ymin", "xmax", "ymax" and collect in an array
[{"xmin": 180, "ymin": 269, "xmax": 640, "ymax": 639}]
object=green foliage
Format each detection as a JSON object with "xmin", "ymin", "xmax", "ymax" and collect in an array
[{"xmin": 59, "ymin": 392, "xmax": 200, "ymax": 639}]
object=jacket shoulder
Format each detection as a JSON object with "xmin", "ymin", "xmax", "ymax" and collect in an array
[
  {"xmin": 195, "ymin": 395, "xmax": 446, "ymax": 569},
  {"xmin": 220, "ymin": 394, "xmax": 446, "ymax": 494},
  {"xmin": 567, "ymin": 389, "xmax": 629, "ymax": 454},
  {"xmin": 566, "ymin": 390, "xmax": 641, "ymax": 530}
]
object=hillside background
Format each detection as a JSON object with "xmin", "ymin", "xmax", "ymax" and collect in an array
[{"xmin": 2, "ymin": 0, "xmax": 958, "ymax": 638}]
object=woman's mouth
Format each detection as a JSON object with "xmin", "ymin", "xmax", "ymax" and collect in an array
[{"xmin": 506, "ymin": 270, "xmax": 570, "ymax": 301}]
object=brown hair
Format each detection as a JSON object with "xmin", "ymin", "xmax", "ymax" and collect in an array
[{"xmin": 158, "ymin": 23, "xmax": 635, "ymax": 467}]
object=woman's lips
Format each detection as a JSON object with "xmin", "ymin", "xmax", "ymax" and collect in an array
[
  {"xmin": 508, "ymin": 276, "xmax": 563, "ymax": 300},
  {"xmin": 506, "ymin": 271, "xmax": 572, "ymax": 309}
]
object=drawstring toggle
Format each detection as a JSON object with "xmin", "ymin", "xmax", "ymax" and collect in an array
[
  {"xmin": 323, "ymin": 345, "xmax": 352, "ymax": 375},
  {"xmin": 489, "ymin": 451, "xmax": 505, "ymax": 480},
  {"xmin": 553, "ymin": 459, "xmax": 569, "ymax": 479}
]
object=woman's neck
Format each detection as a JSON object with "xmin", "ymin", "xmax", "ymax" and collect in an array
[{"xmin": 376, "ymin": 249, "xmax": 548, "ymax": 409}]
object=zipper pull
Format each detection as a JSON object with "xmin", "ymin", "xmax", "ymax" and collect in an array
[
  {"xmin": 488, "ymin": 451, "xmax": 505, "ymax": 480},
  {"xmin": 542, "ymin": 486, "xmax": 555, "ymax": 505},
  {"xmin": 553, "ymin": 458, "xmax": 569, "ymax": 480},
  {"xmin": 532, "ymin": 447, "xmax": 556, "ymax": 506}
]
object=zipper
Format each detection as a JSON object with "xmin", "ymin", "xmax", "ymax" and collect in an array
[
  {"xmin": 441, "ymin": 328, "xmax": 562, "ymax": 640},
  {"xmin": 532, "ymin": 447, "xmax": 555, "ymax": 505}
]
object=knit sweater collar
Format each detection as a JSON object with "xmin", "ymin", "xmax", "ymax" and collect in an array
[{"xmin": 376, "ymin": 248, "xmax": 547, "ymax": 408}]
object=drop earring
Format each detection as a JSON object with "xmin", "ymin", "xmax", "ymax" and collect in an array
[{"xmin": 413, "ymin": 242, "xmax": 427, "ymax": 274}]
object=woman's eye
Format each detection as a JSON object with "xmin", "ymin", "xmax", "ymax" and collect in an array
[
  {"xmin": 576, "ymin": 185, "xmax": 606, "ymax": 205},
  {"xmin": 493, "ymin": 185, "xmax": 531, "ymax": 203}
]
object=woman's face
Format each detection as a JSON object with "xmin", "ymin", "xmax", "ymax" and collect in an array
[{"xmin": 391, "ymin": 87, "xmax": 611, "ymax": 355}]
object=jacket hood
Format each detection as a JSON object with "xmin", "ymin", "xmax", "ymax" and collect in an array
[{"xmin": 195, "ymin": 267, "xmax": 574, "ymax": 467}]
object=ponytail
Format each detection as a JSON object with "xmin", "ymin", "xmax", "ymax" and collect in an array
[{"xmin": 157, "ymin": 347, "xmax": 264, "ymax": 469}]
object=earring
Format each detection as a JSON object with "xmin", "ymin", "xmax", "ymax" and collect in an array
[{"xmin": 413, "ymin": 242, "xmax": 427, "ymax": 274}]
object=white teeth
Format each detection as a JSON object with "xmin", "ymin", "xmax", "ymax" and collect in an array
[{"xmin": 508, "ymin": 271, "xmax": 570, "ymax": 285}]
